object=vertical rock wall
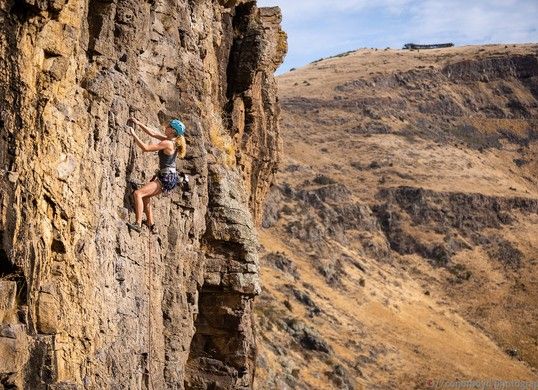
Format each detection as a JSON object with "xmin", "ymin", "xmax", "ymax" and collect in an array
[{"xmin": 0, "ymin": 0, "xmax": 286, "ymax": 388}]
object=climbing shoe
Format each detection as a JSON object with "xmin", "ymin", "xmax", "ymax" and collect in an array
[
  {"xmin": 142, "ymin": 221, "xmax": 158, "ymax": 234},
  {"xmin": 127, "ymin": 222, "xmax": 142, "ymax": 233},
  {"xmin": 147, "ymin": 223, "xmax": 158, "ymax": 235}
]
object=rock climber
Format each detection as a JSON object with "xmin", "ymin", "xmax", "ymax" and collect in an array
[{"xmin": 126, "ymin": 117, "xmax": 187, "ymax": 233}]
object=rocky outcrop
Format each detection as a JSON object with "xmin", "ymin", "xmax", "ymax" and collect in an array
[
  {"xmin": 0, "ymin": 0, "xmax": 286, "ymax": 388},
  {"xmin": 442, "ymin": 54, "xmax": 538, "ymax": 83},
  {"xmin": 374, "ymin": 186, "xmax": 538, "ymax": 267}
]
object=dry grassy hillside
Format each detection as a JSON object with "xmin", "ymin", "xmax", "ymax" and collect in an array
[{"xmin": 254, "ymin": 44, "xmax": 538, "ymax": 389}]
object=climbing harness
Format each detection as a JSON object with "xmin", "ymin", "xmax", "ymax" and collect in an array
[{"xmin": 159, "ymin": 167, "xmax": 177, "ymax": 175}]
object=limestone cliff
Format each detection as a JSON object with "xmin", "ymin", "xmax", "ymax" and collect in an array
[{"xmin": 0, "ymin": 0, "xmax": 286, "ymax": 388}]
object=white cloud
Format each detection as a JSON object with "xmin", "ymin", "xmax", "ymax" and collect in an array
[
  {"xmin": 258, "ymin": 0, "xmax": 413, "ymax": 20},
  {"xmin": 405, "ymin": 0, "xmax": 538, "ymax": 43},
  {"xmin": 257, "ymin": 0, "xmax": 538, "ymax": 72}
]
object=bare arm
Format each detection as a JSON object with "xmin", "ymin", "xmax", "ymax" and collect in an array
[
  {"xmin": 130, "ymin": 118, "xmax": 168, "ymax": 141},
  {"xmin": 129, "ymin": 127, "xmax": 173, "ymax": 152}
]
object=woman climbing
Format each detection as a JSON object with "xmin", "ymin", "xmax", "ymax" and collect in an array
[{"xmin": 126, "ymin": 117, "xmax": 187, "ymax": 233}]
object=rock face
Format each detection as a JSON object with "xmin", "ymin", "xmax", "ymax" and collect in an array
[{"xmin": 0, "ymin": 0, "xmax": 285, "ymax": 388}]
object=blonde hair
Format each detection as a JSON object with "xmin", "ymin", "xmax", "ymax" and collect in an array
[{"xmin": 175, "ymin": 135, "xmax": 186, "ymax": 159}]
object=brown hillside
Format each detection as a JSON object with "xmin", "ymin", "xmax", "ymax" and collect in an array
[{"xmin": 254, "ymin": 44, "xmax": 538, "ymax": 389}]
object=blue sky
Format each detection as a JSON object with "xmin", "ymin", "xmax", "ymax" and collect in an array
[{"xmin": 257, "ymin": 0, "xmax": 538, "ymax": 74}]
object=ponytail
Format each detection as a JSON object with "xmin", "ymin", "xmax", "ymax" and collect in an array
[{"xmin": 175, "ymin": 135, "xmax": 186, "ymax": 159}]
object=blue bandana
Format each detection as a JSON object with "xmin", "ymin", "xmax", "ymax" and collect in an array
[{"xmin": 169, "ymin": 119, "xmax": 185, "ymax": 136}]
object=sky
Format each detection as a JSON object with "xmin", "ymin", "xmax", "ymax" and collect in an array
[{"xmin": 257, "ymin": 0, "xmax": 538, "ymax": 74}]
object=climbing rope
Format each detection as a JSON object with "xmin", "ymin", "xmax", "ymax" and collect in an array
[{"xmin": 146, "ymin": 232, "xmax": 154, "ymax": 390}]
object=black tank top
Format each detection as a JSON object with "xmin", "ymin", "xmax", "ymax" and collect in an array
[{"xmin": 158, "ymin": 148, "xmax": 177, "ymax": 169}]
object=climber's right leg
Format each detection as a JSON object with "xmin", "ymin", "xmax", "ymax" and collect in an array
[{"xmin": 143, "ymin": 197, "xmax": 159, "ymax": 234}]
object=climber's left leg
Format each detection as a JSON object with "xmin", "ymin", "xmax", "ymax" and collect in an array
[
  {"xmin": 143, "ymin": 197, "xmax": 153, "ymax": 226},
  {"xmin": 129, "ymin": 181, "xmax": 161, "ymax": 231}
]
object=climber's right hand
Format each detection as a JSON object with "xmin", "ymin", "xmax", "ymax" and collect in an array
[{"xmin": 128, "ymin": 117, "xmax": 139, "ymax": 126}]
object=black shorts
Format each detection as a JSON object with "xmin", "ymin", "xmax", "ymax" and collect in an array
[{"xmin": 152, "ymin": 172, "xmax": 179, "ymax": 193}]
